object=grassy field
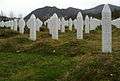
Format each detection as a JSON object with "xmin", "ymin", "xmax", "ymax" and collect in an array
[{"xmin": 0, "ymin": 27, "xmax": 120, "ymax": 81}]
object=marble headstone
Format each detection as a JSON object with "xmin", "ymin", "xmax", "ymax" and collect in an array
[
  {"xmin": 18, "ymin": 18, "xmax": 25, "ymax": 34},
  {"xmin": 102, "ymin": 4, "xmax": 112, "ymax": 53},
  {"xmin": 29, "ymin": 14, "xmax": 37, "ymax": 41},
  {"xmin": 51, "ymin": 13, "xmax": 59, "ymax": 40},
  {"xmin": 76, "ymin": 12, "xmax": 84, "ymax": 39},
  {"xmin": 69, "ymin": 18, "xmax": 73, "ymax": 31},
  {"xmin": 36, "ymin": 18, "xmax": 42, "ymax": 31},
  {"xmin": 13, "ymin": 19, "xmax": 18, "ymax": 31},
  {"xmin": 61, "ymin": 17, "xmax": 66, "ymax": 32},
  {"xmin": 85, "ymin": 15, "xmax": 90, "ymax": 33}
]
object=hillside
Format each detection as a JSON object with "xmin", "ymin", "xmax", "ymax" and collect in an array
[{"xmin": 24, "ymin": 4, "xmax": 120, "ymax": 22}]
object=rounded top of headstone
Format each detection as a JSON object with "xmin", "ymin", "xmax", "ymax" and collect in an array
[
  {"xmin": 36, "ymin": 18, "xmax": 40, "ymax": 21},
  {"xmin": 85, "ymin": 15, "xmax": 89, "ymax": 19},
  {"xmin": 77, "ymin": 12, "xmax": 82, "ymax": 18},
  {"xmin": 74, "ymin": 19, "xmax": 77, "ymax": 22},
  {"xmin": 30, "ymin": 14, "xmax": 36, "ymax": 19},
  {"xmin": 61, "ymin": 17, "xmax": 64, "ymax": 20},
  {"xmin": 69, "ymin": 18, "xmax": 72, "ymax": 21},
  {"xmin": 102, "ymin": 4, "xmax": 111, "ymax": 13},
  {"xmin": 52, "ymin": 13, "xmax": 58, "ymax": 18}
]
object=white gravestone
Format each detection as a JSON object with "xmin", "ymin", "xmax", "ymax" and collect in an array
[
  {"xmin": 85, "ymin": 15, "xmax": 90, "ymax": 33},
  {"xmin": 112, "ymin": 19, "xmax": 120, "ymax": 28},
  {"xmin": 58, "ymin": 19, "xmax": 61, "ymax": 30},
  {"xmin": 10, "ymin": 20, "xmax": 14, "ymax": 30},
  {"xmin": 5, "ymin": 21, "xmax": 10, "ymax": 28},
  {"xmin": 18, "ymin": 18, "xmax": 25, "ymax": 34},
  {"xmin": 76, "ymin": 12, "xmax": 84, "ymax": 39},
  {"xmin": 61, "ymin": 17, "xmax": 66, "ymax": 32},
  {"xmin": 29, "ymin": 14, "xmax": 37, "ymax": 41},
  {"xmin": 36, "ymin": 18, "xmax": 42, "ymax": 31},
  {"xmin": 51, "ymin": 13, "xmax": 59, "ymax": 40},
  {"xmin": 65, "ymin": 20, "xmax": 69, "ymax": 27},
  {"xmin": 0, "ymin": 21, "xmax": 5, "ymax": 27},
  {"xmin": 69, "ymin": 18, "xmax": 73, "ymax": 31},
  {"xmin": 7, "ymin": 21, "xmax": 11, "ymax": 28},
  {"xmin": 102, "ymin": 4, "xmax": 112, "ymax": 53},
  {"xmin": 90, "ymin": 17, "xmax": 94, "ymax": 30},
  {"xmin": 90, "ymin": 18, "xmax": 101, "ymax": 31},
  {"xmin": 48, "ymin": 18, "xmax": 53, "ymax": 35},
  {"xmin": 27, "ymin": 18, "xmax": 31, "ymax": 29},
  {"xmin": 4, "ymin": 22, "xmax": 7, "ymax": 27},
  {"xmin": 13, "ymin": 19, "xmax": 18, "ymax": 31},
  {"xmin": 73, "ymin": 19, "xmax": 77, "ymax": 30}
]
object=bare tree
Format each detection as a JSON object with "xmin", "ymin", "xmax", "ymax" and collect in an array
[
  {"xmin": 18, "ymin": 14, "xmax": 23, "ymax": 18},
  {"xmin": 9, "ymin": 11, "xmax": 14, "ymax": 18},
  {"xmin": 0, "ymin": 10, "xmax": 4, "ymax": 16}
]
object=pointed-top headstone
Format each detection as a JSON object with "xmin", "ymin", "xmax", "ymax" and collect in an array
[
  {"xmin": 51, "ymin": 13, "xmax": 59, "ymax": 40},
  {"xmin": 85, "ymin": 15, "xmax": 89, "ymax": 19},
  {"xmin": 69, "ymin": 18, "xmax": 73, "ymax": 31},
  {"xmin": 102, "ymin": 4, "xmax": 111, "ymax": 13},
  {"xmin": 102, "ymin": 4, "xmax": 112, "ymax": 53},
  {"xmin": 30, "ymin": 14, "xmax": 36, "ymax": 19},
  {"xmin": 61, "ymin": 17, "xmax": 66, "ymax": 32},
  {"xmin": 36, "ymin": 18, "xmax": 42, "ymax": 31},
  {"xmin": 85, "ymin": 15, "xmax": 90, "ymax": 33},
  {"xmin": 76, "ymin": 12, "xmax": 84, "ymax": 39},
  {"xmin": 77, "ymin": 12, "xmax": 82, "ymax": 19},
  {"xmin": 29, "ymin": 14, "xmax": 37, "ymax": 41},
  {"xmin": 18, "ymin": 18, "xmax": 25, "ymax": 34},
  {"xmin": 13, "ymin": 19, "xmax": 18, "ymax": 31},
  {"xmin": 52, "ymin": 13, "xmax": 58, "ymax": 18}
]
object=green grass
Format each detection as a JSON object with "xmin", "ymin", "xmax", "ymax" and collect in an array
[{"xmin": 0, "ymin": 27, "xmax": 120, "ymax": 81}]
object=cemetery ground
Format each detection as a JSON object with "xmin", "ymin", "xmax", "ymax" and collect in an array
[{"xmin": 0, "ymin": 26, "xmax": 120, "ymax": 81}]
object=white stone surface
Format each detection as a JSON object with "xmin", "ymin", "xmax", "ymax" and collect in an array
[
  {"xmin": 18, "ymin": 18, "xmax": 25, "ymax": 34},
  {"xmin": 27, "ymin": 17, "xmax": 33, "ymax": 29},
  {"xmin": 10, "ymin": 20, "xmax": 14, "ymax": 30},
  {"xmin": 58, "ymin": 19, "xmax": 61, "ymax": 30},
  {"xmin": 51, "ymin": 13, "xmax": 59, "ymax": 40},
  {"xmin": 73, "ymin": 19, "xmax": 77, "ymax": 30},
  {"xmin": 7, "ymin": 21, "xmax": 10, "ymax": 27},
  {"xmin": 76, "ymin": 12, "xmax": 84, "ymax": 39},
  {"xmin": 85, "ymin": 15, "xmax": 90, "ymax": 33},
  {"xmin": 90, "ymin": 18, "xmax": 101, "ymax": 30},
  {"xmin": 61, "ymin": 17, "xmax": 66, "ymax": 32},
  {"xmin": 102, "ymin": 4, "xmax": 112, "ymax": 53},
  {"xmin": 5, "ymin": 21, "xmax": 10, "ymax": 28},
  {"xmin": 90, "ymin": 17, "xmax": 94, "ymax": 30},
  {"xmin": 65, "ymin": 20, "xmax": 69, "ymax": 27},
  {"xmin": 29, "ymin": 14, "xmax": 37, "ymax": 41},
  {"xmin": 13, "ymin": 19, "xmax": 18, "ymax": 31},
  {"xmin": 0, "ymin": 21, "xmax": 5, "ymax": 27},
  {"xmin": 44, "ymin": 20, "xmax": 47, "ymax": 26},
  {"xmin": 112, "ymin": 19, "xmax": 120, "ymax": 28},
  {"xmin": 36, "ymin": 18, "xmax": 42, "ymax": 31},
  {"xmin": 4, "ymin": 22, "xmax": 8, "ymax": 27},
  {"xmin": 69, "ymin": 18, "xmax": 73, "ymax": 31},
  {"xmin": 47, "ymin": 18, "xmax": 53, "ymax": 35}
]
